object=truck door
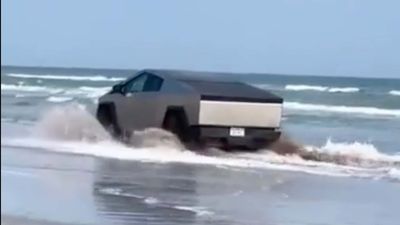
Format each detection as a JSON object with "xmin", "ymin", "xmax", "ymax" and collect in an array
[{"xmin": 117, "ymin": 73, "xmax": 164, "ymax": 131}]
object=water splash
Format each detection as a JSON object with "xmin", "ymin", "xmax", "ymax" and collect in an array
[{"xmin": 6, "ymin": 103, "xmax": 397, "ymax": 181}]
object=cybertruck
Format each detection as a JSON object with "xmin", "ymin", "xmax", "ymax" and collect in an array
[{"xmin": 96, "ymin": 69, "xmax": 283, "ymax": 150}]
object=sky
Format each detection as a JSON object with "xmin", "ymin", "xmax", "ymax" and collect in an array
[{"xmin": 1, "ymin": 0, "xmax": 400, "ymax": 78}]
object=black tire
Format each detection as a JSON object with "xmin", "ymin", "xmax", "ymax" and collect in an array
[
  {"xmin": 162, "ymin": 112, "xmax": 185, "ymax": 141},
  {"xmin": 97, "ymin": 104, "xmax": 122, "ymax": 139}
]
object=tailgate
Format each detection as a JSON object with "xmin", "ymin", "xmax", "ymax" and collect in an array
[{"xmin": 198, "ymin": 100, "xmax": 282, "ymax": 128}]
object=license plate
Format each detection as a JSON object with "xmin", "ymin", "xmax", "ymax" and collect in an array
[{"xmin": 230, "ymin": 127, "xmax": 245, "ymax": 137}]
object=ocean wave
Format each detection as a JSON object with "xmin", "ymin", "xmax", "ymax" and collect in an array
[
  {"xmin": 285, "ymin": 85, "xmax": 360, "ymax": 93},
  {"xmin": 62, "ymin": 86, "xmax": 110, "ymax": 99},
  {"xmin": 1, "ymin": 84, "xmax": 62, "ymax": 93},
  {"xmin": 284, "ymin": 102, "xmax": 400, "ymax": 117},
  {"xmin": 173, "ymin": 206, "xmax": 214, "ymax": 217},
  {"xmin": 1, "ymin": 117, "xmax": 35, "ymax": 125},
  {"xmin": 2, "ymin": 83, "xmax": 110, "ymax": 99},
  {"xmin": 387, "ymin": 168, "xmax": 400, "ymax": 181},
  {"xmin": 46, "ymin": 96, "xmax": 74, "ymax": 103},
  {"xmin": 7, "ymin": 73, "xmax": 125, "ymax": 82},
  {"xmin": 285, "ymin": 85, "xmax": 328, "ymax": 91},
  {"xmin": 389, "ymin": 90, "xmax": 400, "ymax": 96},
  {"xmin": 327, "ymin": 87, "xmax": 360, "ymax": 93},
  {"xmin": 78, "ymin": 86, "xmax": 111, "ymax": 98}
]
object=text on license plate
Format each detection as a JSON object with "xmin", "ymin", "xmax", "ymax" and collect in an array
[{"xmin": 229, "ymin": 127, "xmax": 245, "ymax": 137}]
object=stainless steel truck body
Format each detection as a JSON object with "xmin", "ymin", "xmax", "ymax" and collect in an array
[{"xmin": 96, "ymin": 69, "xmax": 283, "ymax": 150}]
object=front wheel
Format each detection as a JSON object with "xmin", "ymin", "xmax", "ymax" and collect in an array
[
  {"xmin": 162, "ymin": 113, "xmax": 184, "ymax": 140},
  {"xmin": 97, "ymin": 104, "xmax": 122, "ymax": 139}
]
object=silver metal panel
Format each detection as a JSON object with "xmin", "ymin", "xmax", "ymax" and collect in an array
[
  {"xmin": 199, "ymin": 100, "xmax": 282, "ymax": 128},
  {"xmin": 99, "ymin": 79, "xmax": 201, "ymax": 131}
]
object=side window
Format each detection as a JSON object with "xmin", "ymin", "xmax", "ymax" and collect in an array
[
  {"xmin": 124, "ymin": 74, "xmax": 148, "ymax": 93},
  {"xmin": 143, "ymin": 75, "xmax": 163, "ymax": 92}
]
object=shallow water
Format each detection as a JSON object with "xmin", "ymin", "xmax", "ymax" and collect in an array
[
  {"xmin": 2, "ymin": 123, "xmax": 400, "ymax": 225},
  {"xmin": 2, "ymin": 66, "xmax": 400, "ymax": 224}
]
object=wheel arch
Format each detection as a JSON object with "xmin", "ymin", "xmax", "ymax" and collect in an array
[
  {"xmin": 162, "ymin": 106, "xmax": 189, "ymax": 128},
  {"xmin": 96, "ymin": 102, "xmax": 119, "ymax": 129}
]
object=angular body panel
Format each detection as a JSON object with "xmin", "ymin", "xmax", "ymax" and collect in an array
[{"xmin": 96, "ymin": 69, "xmax": 283, "ymax": 150}]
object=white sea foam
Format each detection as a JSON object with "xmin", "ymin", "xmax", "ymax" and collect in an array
[
  {"xmin": 285, "ymin": 85, "xmax": 360, "ymax": 93},
  {"xmin": 46, "ymin": 96, "xmax": 74, "ymax": 103},
  {"xmin": 78, "ymin": 86, "xmax": 111, "ymax": 98},
  {"xmin": 8, "ymin": 82, "xmax": 396, "ymax": 119},
  {"xmin": 98, "ymin": 187, "xmax": 144, "ymax": 199},
  {"xmin": 327, "ymin": 87, "xmax": 360, "ymax": 93},
  {"xmin": 315, "ymin": 139, "xmax": 391, "ymax": 160},
  {"xmin": 61, "ymin": 86, "xmax": 110, "ymax": 98},
  {"xmin": 173, "ymin": 206, "xmax": 214, "ymax": 217},
  {"xmin": 1, "ymin": 84, "xmax": 62, "ymax": 93},
  {"xmin": 143, "ymin": 197, "xmax": 160, "ymax": 205},
  {"xmin": 387, "ymin": 168, "xmax": 400, "ymax": 180},
  {"xmin": 305, "ymin": 139, "xmax": 400, "ymax": 166},
  {"xmin": 7, "ymin": 73, "xmax": 125, "ymax": 82},
  {"xmin": 285, "ymin": 85, "xmax": 329, "ymax": 91},
  {"xmin": 2, "ymin": 83, "xmax": 110, "ymax": 100},
  {"xmin": 389, "ymin": 90, "xmax": 400, "ymax": 96},
  {"xmin": 284, "ymin": 102, "xmax": 400, "ymax": 117}
]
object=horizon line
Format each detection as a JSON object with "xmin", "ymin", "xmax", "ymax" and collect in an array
[{"xmin": 1, "ymin": 64, "xmax": 399, "ymax": 80}]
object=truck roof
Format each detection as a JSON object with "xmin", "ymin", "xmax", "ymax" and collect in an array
[
  {"xmin": 140, "ymin": 69, "xmax": 283, "ymax": 103},
  {"xmin": 143, "ymin": 69, "xmax": 238, "ymax": 82}
]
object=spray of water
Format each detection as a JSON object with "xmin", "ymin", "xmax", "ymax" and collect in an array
[
  {"xmin": 268, "ymin": 136, "xmax": 400, "ymax": 168},
  {"xmin": 33, "ymin": 103, "xmax": 111, "ymax": 142},
  {"xmin": 127, "ymin": 128, "xmax": 185, "ymax": 150},
  {"xmin": 33, "ymin": 103, "xmax": 185, "ymax": 150},
  {"xmin": 31, "ymin": 103, "xmax": 400, "ymax": 170}
]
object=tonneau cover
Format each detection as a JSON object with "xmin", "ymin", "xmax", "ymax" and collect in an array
[
  {"xmin": 182, "ymin": 80, "xmax": 283, "ymax": 103},
  {"xmin": 143, "ymin": 69, "xmax": 283, "ymax": 103}
]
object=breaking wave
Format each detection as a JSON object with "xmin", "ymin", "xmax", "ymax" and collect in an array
[
  {"xmin": 1, "ymin": 83, "xmax": 110, "ymax": 99},
  {"xmin": 284, "ymin": 102, "xmax": 400, "ymax": 117},
  {"xmin": 1, "ymin": 83, "xmax": 62, "ymax": 93},
  {"xmin": 389, "ymin": 90, "xmax": 400, "ymax": 96},
  {"xmin": 75, "ymin": 86, "xmax": 110, "ymax": 98},
  {"xmin": 328, "ymin": 87, "xmax": 360, "ymax": 93},
  {"xmin": 6, "ymin": 73, "xmax": 125, "ymax": 82},
  {"xmin": 46, "ymin": 96, "xmax": 74, "ymax": 103},
  {"xmin": 285, "ymin": 85, "xmax": 328, "ymax": 92},
  {"xmin": 2, "ymin": 104, "xmax": 399, "ymax": 182},
  {"xmin": 285, "ymin": 85, "xmax": 360, "ymax": 93}
]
